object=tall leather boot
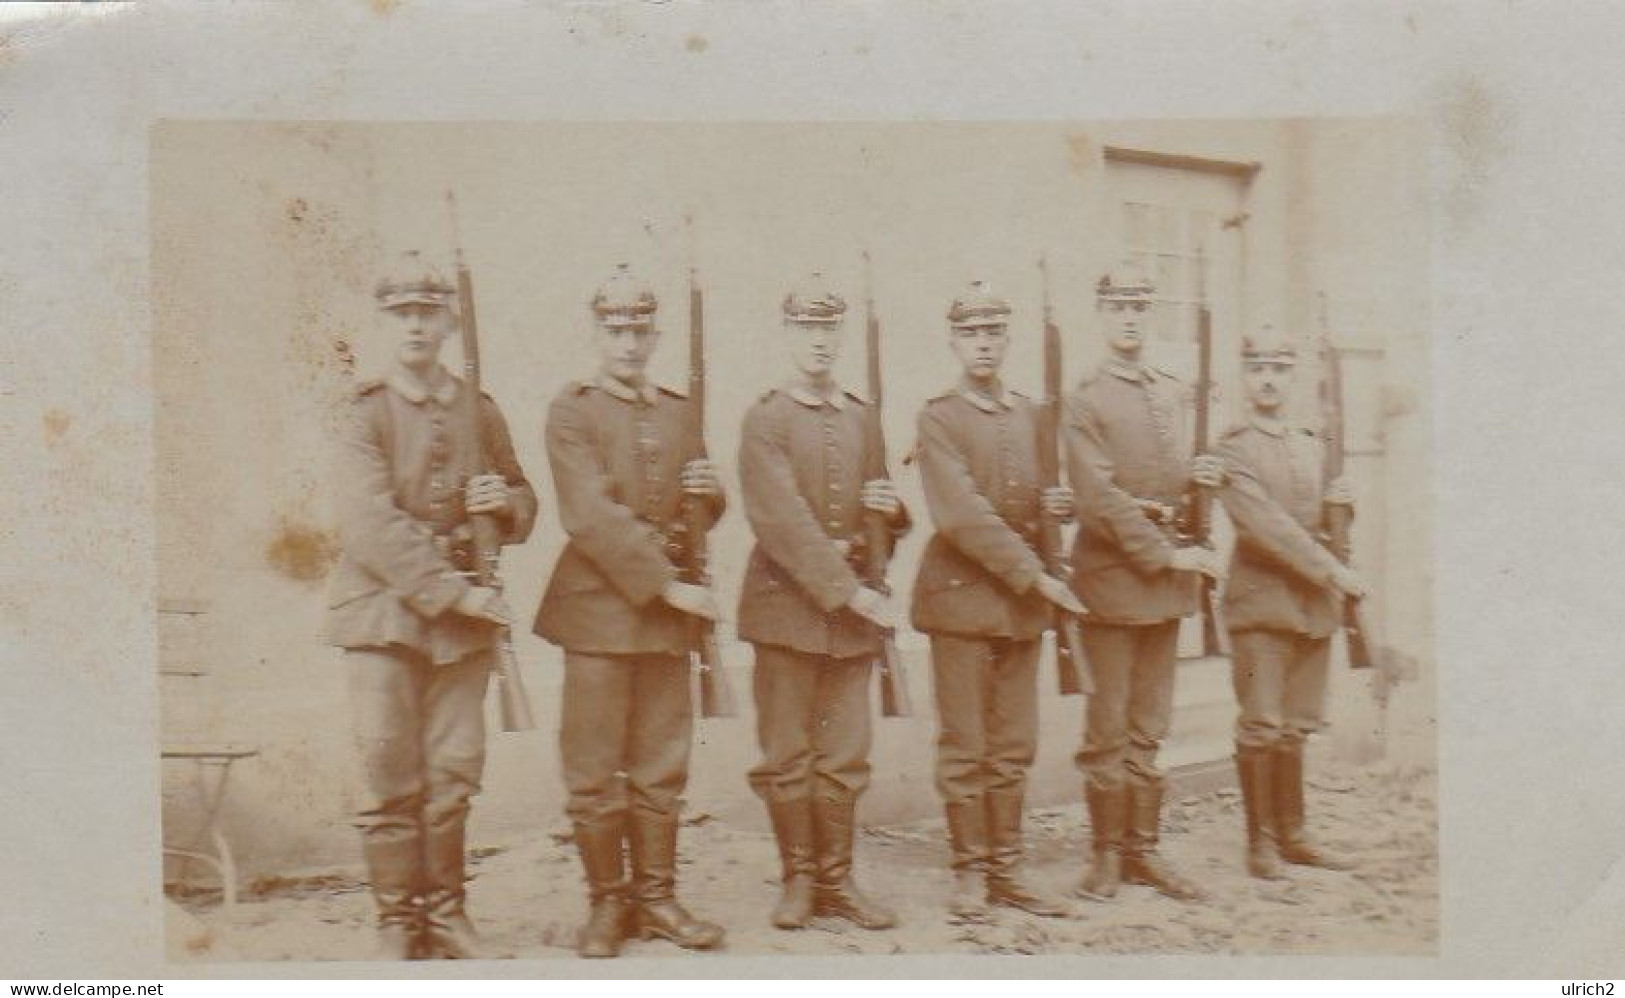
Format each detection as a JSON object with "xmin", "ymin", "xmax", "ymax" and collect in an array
[
  {"xmin": 1235, "ymin": 746, "xmax": 1284, "ymax": 880},
  {"xmin": 766, "ymin": 798, "xmax": 818, "ymax": 929},
  {"xmin": 574, "ymin": 814, "xmax": 632, "ymax": 958},
  {"xmin": 811, "ymin": 789, "xmax": 898, "ymax": 930},
  {"xmin": 1120, "ymin": 781, "xmax": 1205, "ymax": 901},
  {"xmin": 984, "ymin": 790, "xmax": 1069, "ymax": 917},
  {"xmin": 361, "ymin": 835, "xmax": 424, "ymax": 960},
  {"xmin": 1273, "ymin": 740, "xmax": 1354, "ymax": 870},
  {"xmin": 629, "ymin": 810, "xmax": 725, "ymax": 950},
  {"xmin": 1076, "ymin": 782, "xmax": 1126, "ymax": 899},
  {"xmin": 422, "ymin": 813, "xmax": 499, "ymax": 959},
  {"xmin": 943, "ymin": 796, "xmax": 990, "ymax": 920}
]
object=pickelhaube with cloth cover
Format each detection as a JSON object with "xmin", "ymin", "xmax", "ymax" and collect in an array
[
  {"xmin": 591, "ymin": 263, "xmax": 658, "ymax": 330},
  {"xmin": 1095, "ymin": 258, "xmax": 1157, "ymax": 304},
  {"xmin": 781, "ymin": 271, "xmax": 847, "ymax": 324},
  {"xmin": 947, "ymin": 280, "xmax": 1011, "ymax": 329},
  {"xmin": 1241, "ymin": 324, "xmax": 1298, "ymax": 365},
  {"xmin": 374, "ymin": 250, "xmax": 455, "ymax": 310}
]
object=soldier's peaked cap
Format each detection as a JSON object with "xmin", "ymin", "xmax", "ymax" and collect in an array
[
  {"xmin": 782, "ymin": 271, "xmax": 847, "ymax": 324},
  {"xmin": 1242, "ymin": 325, "xmax": 1298, "ymax": 364},
  {"xmin": 948, "ymin": 280, "xmax": 1011, "ymax": 328},
  {"xmin": 375, "ymin": 250, "xmax": 455, "ymax": 309},
  {"xmin": 591, "ymin": 263, "xmax": 658, "ymax": 329},
  {"xmin": 1096, "ymin": 258, "xmax": 1156, "ymax": 302}
]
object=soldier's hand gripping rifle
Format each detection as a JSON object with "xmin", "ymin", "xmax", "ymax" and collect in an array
[
  {"xmin": 1038, "ymin": 256, "xmax": 1092, "ymax": 697},
  {"xmin": 684, "ymin": 232, "xmax": 738, "ymax": 719},
  {"xmin": 1183, "ymin": 242, "xmax": 1232, "ymax": 657},
  {"xmin": 1318, "ymin": 296, "xmax": 1415, "ymax": 718},
  {"xmin": 447, "ymin": 191, "xmax": 536, "ymax": 733},
  {"xmin": 863, "ymin": 252, "xmax": 912, "ymax": 719}
]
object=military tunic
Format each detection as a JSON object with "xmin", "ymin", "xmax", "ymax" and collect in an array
[
  {"xmin": 1062, "ymin": 359, "xmax": 1200, "ymax": 789},
  {"xmin": 737, "ymin": 383, "xmax": 909, "ymax": 803},
  {"xmin": 534, "ymin": 375, "xmax": 725, "ymax": 823},
  {"xmin": 326, "ymin": 364, "xmax": 537, "ymax": 856},
  {"xmin": 1215, "ymin": 418, "xmax": 1345, "ymax": 748},
  {"xmin": 911, "ymin": 381, "xmax": 1050, "ymax": 805}
]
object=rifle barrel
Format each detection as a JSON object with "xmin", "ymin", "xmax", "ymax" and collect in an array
[
  {"xmin": 862, "ymin": 252, "xmax": 909, "ymax": 718},
  {"xmin": 1038, "ymin": 256, "xmax": 1091, "ymax": 696},
  {"xmin": 445, "ymin": 194, "xmax": 536, "ymax": 732}
]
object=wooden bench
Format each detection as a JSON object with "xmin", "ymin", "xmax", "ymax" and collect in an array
[{"xmin": 160, "ymin": 598, "xmax": 260, "ymax": 910}]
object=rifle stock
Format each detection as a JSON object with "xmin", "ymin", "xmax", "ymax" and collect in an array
[
  {"xmin": 1038, "ymin": 256, "xmax": 1091, "ymax": 697},
  {"xmin": 686, "ymin": 240, "xmax": 738, "ymax": 719},
  {"xmin": 1188, "ymin": 298, "xmax": 1231, "ymax": 657},
  {"xmin": 447, "ymin": 192, "xmax": 535, "ymax": 734},
  {"xmin": 1318, "ymin": 297, "xmax": 1423, "ymax": 702},
  {"xmin": 493, "ymin": 636, "xmax": 536, "ymax": 732},
  {"xmin": 863, "ymin": 252, "xmax": 911, "ymax": 719}
]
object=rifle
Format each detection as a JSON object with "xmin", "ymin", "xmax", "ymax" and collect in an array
[
  {"xmin": 684, "ymin": 224, "xmax": 738, "ymax": 719},
  {"xmin": 1038, "ymin": 256, "xmax": 1091, "ymax": 697},
  {"xmin": 862, "ymin": 251, "xmax": 912, "ymax": 719},
  {"xmin": 1185, "ymin": 243, "xmax": 1231, "ymax": 657},
  {"xmin": 446, "ymin": 191, "xmax": 535, "ymax": 733},
  {"xmin": 1317, "ymin": 296, "xmax": 1377, "ymax": 673},
  {"xmin": 1318, "ymin": 295, "xmax": 1415, "ymax": 721}
]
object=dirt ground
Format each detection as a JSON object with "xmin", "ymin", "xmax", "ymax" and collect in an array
[{"xmin": 169, "ymin": 743, "xmax": 1436, "ymax": 964}]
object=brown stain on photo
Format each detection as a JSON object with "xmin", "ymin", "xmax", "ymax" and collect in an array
[
  {"xmin": 1064, "ymin": 133, "xmax": 1095, "ymax": 178},
  {"xmin": 684, "ymin": 34, "xmax": 708, "ymax": 53},
  {"xmin": 42, "ymin": 408, "xmax": 71, "ymax": 446},
  {"xmin": 1440, "ymin": 77, "xmax": 1513, "ymax": 232},
  {"xmin": 367, "ymin": 0, "xmax": 403, "ymax": 15},
  {"xmin": 265, "ymin": 515, "xmax": 339, "ymax": 582}
]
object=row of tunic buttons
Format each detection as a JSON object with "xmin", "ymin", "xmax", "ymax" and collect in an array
[
  {"xmin": 427, "ymin": 409, "xmax": 452, "ymax": 520},
  {"xmin": 1283, "ymin": 436, "xmax": 1314, "ymax": 514},
  {"xmin": 1139, "ymin": 383, "xmax": 1180, "ymax": 488},
  {"xmin": 998, "ymin": 409, "xmax": 1020, "ymax": 494},
  {"xmin": 821, "ymin": 407, "xmax": 849, "ymax": 639},
  {"xmin": 823, "ymin": 412, "xmax": 844, "ymax": 534},
  {"xmin": 636, "ymin": 412, "xmax": 663, "ymax": 523},
  {"xmin": 994, "ymin": 409, "xmax": 1032, "ymax": 525}
]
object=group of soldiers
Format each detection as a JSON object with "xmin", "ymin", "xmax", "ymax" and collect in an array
[{"xmin": 325, "ymin": 248, "xmax": 1370, "ymax": 960}]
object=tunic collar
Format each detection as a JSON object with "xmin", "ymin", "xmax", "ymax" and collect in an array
[
  {"xmin": 386, "ymin": 364, "xmax": 459, "ymax": 405},
  {"xmin": 1249, "ymin": 414, "xmax": 1290, "ymax": 438},
  {"xmin": 784, "ymin": 380, "xmax": 848, "ymax": 411},
  {"xmin": 956, "ymin": 377, "xmax": 1012, "ymax": 413},
  {"xmin": 1105, "ymin": 359, "xmax": 1153, "ymax": 385},
  {"xmin": 595, "ymin": 373, "xmax": 660, "ymax": 406}
]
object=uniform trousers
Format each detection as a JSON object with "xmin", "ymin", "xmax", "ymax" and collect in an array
[
  {"xmin": 1075, "ymin": 620, "xmax": 1181, "ymax": 789},
  {"xmin": 347, "ymin": 646, "xmax": 491, "ymax": 851},
  {"xmin": 929, "ymin": 634, "xmax": 1040, "ymax": 803},
  {"xmin": 559, "ymin": 652, "xmax": 693, "ymax": 824},
  {"xmin": 747, "ymin": 644, "xmax": 874, "ymax": 803},
  {"xmin": 1229, "ymin": 629, "xmax": 1331, "ymax": 749}
]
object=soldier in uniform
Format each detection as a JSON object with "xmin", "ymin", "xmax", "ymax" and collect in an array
[
  {"xmin": 533, "ymin": 264, "xmax": 727, "ymax": 958},
  {"xmin": 910, "ymin": 282, "xmax": 1082, "ymax": 920},
  {"xmin": 737, "ymin": 273, "xmax": 909, "ymax": 932},
  {"xmin": 1213, "ymin": 332, "xmax": 1365, "ymax": 879},
  {"xmin": 327, "ymin": 250, "xmax": 539, "ymax": 959},
  {"xmin": 1062, "ymin": 259, "xmax": 1225, "ymax": 902}
]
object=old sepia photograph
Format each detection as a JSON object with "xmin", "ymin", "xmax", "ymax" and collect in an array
[{"xmin": 151, "ymin": 118, "xmax": 1435, "ymax": 965}]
